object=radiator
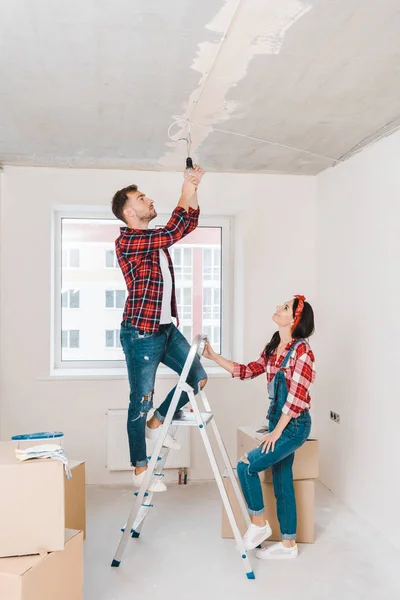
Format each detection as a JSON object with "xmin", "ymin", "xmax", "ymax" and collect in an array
[{"xmin": 106, "ymin": 408, "xmax": 190, "ymax": 471}]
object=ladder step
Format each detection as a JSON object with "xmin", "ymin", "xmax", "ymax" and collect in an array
[
  {"xmin": 121, "ymin": 503, "xmax": 153, "ymax": 533},
  {"xmin": 172, "ymin": 411, "xmax": 213, "ymax": 427},
  {"xmin": 147, "ymin": 447, "xmax": 169, "ymax": 461}
]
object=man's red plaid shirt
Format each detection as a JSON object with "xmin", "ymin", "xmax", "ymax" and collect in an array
[{"xmin": 115, "ymin": 206, "xmax": 200, "ymax": 333}]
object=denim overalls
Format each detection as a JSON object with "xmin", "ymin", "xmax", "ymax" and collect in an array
[{"xmin": 237, "ymin": 340, "xmax": 312, "ymax": 540}]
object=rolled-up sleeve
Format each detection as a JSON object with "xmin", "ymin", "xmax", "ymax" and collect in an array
[
  {"xmin": 184, "ymin": 207, "xmax": 200, "ymax": 235},
  {"xmin": 232, "ymin": 353, "xmax": 267, "ymax": 380}
]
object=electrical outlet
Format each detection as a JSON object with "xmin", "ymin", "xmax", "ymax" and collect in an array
[{"xmin": 330, "ymin": 411, "xmax": 340, "ymax": 424}]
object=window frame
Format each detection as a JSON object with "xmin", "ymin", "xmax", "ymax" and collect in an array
[
  {"xmin": 61, "ymin": 289, "xmax": 80, "ymax": 309},
  {"xmin": 51, "ymin": 208, "xmax": 232, "ymax": 375},
  {"xmin": 61, "ymin": 329, "xmax": 80, "ymax": 349},
  {"xmin": 105, "ymin": 248, "xmax": 118, "ymax": 269},
  {"xmin": 105, "ymin": 289, "xmax": 127, "ymax": 310},
  {"xmin": 62, "ymin": 247, "xmax": 80, "ymax": 269},
  {"xmin": 105, "ymin": 329, "xmax": 122, "ymax": 349}
]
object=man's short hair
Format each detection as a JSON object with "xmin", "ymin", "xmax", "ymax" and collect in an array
[{"xmin": 111, "ymin": 184, "xmax": 138, "ymax": 223}]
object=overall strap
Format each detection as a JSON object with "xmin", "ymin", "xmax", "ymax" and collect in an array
[{"xmin": 281, "ymin": 339, "xmax": 305, "ymax": 368}]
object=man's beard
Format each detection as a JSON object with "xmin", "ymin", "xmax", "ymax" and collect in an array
[{"xmin": 138, "ymin": 208, "xmax": 157, "ymax": 224}]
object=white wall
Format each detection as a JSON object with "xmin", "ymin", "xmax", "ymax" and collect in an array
[
  {"xmin": 316, "ymin": 131, "xmax": 400, "ymax": 549},
  {"xmin": 0, "ymin": 166, "xmax": 316, "ymax": 483},
  {"xmin": 0, "ymin": 168, "xmax": 3, "ymax": 435}
]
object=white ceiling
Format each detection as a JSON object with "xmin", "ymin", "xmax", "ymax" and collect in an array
[{"xmin": 1, "ymin": 0, "xmax": 400, "ymax": 174}]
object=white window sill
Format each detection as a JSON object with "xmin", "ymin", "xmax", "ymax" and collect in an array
[{"xmin": 38, "ymin": 365, "xmax": 231, "ymax": 381}]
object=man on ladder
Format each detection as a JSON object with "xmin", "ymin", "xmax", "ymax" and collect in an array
[{"xmin": 111, "ymin": 165, "xmax": 208, "ymax": 493}]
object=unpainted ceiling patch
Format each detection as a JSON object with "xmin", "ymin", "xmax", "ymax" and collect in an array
[{"xmin": 159, "ymin": 0, "xmax": 313, "ymax": 169}]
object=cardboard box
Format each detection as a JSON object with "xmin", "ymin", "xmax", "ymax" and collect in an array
[
  {"xmin": 0, "ymin": 529, "xmax": 83, "ymax": 600},
  {"xmin": 222, "ymin": 474, "xmax": 315, "ymax": 543},
  {"xmin": 0, "ymin": 446, "xmax": 65, "ymax": 558},
  {"xmin": 65, "ymin": 462, "xmax": 86, "ymax": 539},
  {"xmin": 237, "ymin": 426, "xmax": 319, "ymax": 482}
]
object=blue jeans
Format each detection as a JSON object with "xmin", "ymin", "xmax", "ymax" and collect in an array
[
  {"xmin": 237, "ymin": 413, "xmax": 311, "ymax": 540},
  {"xmin": 120, "ymin": 322, "xmax": 207, "ymax": 467}
]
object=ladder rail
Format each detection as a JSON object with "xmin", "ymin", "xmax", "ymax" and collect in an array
[
  {"xmin": 188, "ymin": 389, "xmax": 254, "ymax": 579},
  {"xmin": 199, "ymin": 390, "xmax": 251, "ymax": 528},
  {"xmin": 128, "ymin": 445, "xmax": 172, "ymax": 537},
  {"xmin": 113, "ymin": 387, "xmax": 183, "ymax": 563}
]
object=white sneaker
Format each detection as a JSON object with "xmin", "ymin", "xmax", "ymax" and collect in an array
[
  {"xmin": 256, "ymin": 542, "xmax": 298, "ymax": 560},
  {"xmin": 132, "ymin": 469, "xmax": 167, "ymax": 492},
  {"xmin": 145, "ymin": 424, "xmax": 181, "ymax": 451},
  {"xmin": 242, "ymin": 522, "xmax": 272, "ymax": 551}
]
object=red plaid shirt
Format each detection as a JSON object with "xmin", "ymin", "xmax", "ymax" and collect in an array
[
  {"xmin": 115, "ymin": 206, "xmax": 200, "ymax": 332},
  {"xmin": 232, "ymin": 340, "xmax": 316, "ymax": 418}
]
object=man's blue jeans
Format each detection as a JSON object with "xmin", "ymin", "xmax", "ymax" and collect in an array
[{"xmin": 120, "ymin": 322, "xmax": 207, "ymax": 467}]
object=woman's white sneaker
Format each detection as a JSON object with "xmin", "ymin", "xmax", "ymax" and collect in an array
[
  {"xmin": 145, "ymin": 424, "xmax": 181, "ymax": 450},
  {"xmin": 132, "ymin": 469, "xmax": 167, "ymax": 492},
  {"xmin": 242, "ymin": 522, "xmax": 272, "ymax": 551},
  {"xmin": 256, "ymin": 542, "xmax": 298, "ymax": 560}
]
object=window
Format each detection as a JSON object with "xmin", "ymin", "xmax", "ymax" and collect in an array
[
  {"xmin": 202, "ymin": 287, "xmax": 220, "ymax": 320},
  {"xmin": 54, "ymin": 212, "xmax": 231, "ymax": 370},
  {"xmin": 62, "ymin": 248, "xmax": 80, "ymax": 268},
  {"xmin": 105, "ymin": 290, "xmax": 126, "ymax": 309},
  {"xmin": 105, "ymin": 330, "xmax": 121, "ymax": 348},
  {"xmin": 176, "ymin": 287, "xmax": 192, "ymax": 321},
  {"xmin": 181, "ymin": 325, "xmax": 193, "ymax": 342},
  {"xmin": 203, "ymin": 325, "xmax": 221, "ymax": 353},
  {"xmin": 202, "ymin": 246, "xmax": 221, "ymax": 353},
  {"xmin": 202, "ymin": 284, "xmax": 221, "ymax": 354},
  {"xmin": 170, "ymin": 247, "xmax": 193, "ymax": 280},
  {"xmin": 62, "ymin": 330, "xmax": 80, "ymax": 349},
  {"xmin": 62, "ymin": 289, "xmax": 80, "ymax": 309},
  {"xmin": 203, "ymin": 248, "xmax": 220, "ymax": 281},
  {"xmin": 105, "ymin": 249, "xmax": 118, "ymax": 269}
]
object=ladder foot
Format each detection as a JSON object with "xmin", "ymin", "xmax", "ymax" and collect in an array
[
  {"xmin": 111, "ymin": 559, "xmax": 121, "ymax": 568},
  {"xmin": 131, "ymin": 530, "xmax": 140, "ymax": 538},
  {"xmin": 246, "ymin": 571, "xmax": 255, "ymax": 580}
]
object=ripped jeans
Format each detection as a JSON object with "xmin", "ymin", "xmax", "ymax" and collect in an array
[
  {"xmin": 237, "ymin": 414, "xmax": 311, "ymax": 540},
  {"xmin": 120, "ymin": 322, "xmax": 207, "ymax": 467}
]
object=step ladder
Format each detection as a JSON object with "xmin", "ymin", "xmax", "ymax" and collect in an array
[{"xmin": 111, "ymin": 334, "xmax": 255, "ymax": 580}]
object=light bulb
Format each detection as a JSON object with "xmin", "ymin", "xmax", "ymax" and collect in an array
[{"xmin": 185, "ymin": 157, "xmax": 194, "ymax": 178}]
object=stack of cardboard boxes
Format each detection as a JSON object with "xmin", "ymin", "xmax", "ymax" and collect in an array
[
  {"xmin": 222, "ymin": 426, "xmax": 319, "ymax": 543},
  {"xmin": 0, "ymin": 441, "xmax": 86, "ymax": 599}
]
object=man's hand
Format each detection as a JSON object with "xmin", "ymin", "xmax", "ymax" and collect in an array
[
  {"xmin": 181, "ymin": 176, "xmax": 198, "ymax": 203},
  {"xmin": 191, "ymin": 165, "xmax": 205, "ymax": 184}
]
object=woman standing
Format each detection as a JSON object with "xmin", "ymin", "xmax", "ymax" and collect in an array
[{"xmin": 204, "ymin": 295, "xmax": 315, "ymax": 560}]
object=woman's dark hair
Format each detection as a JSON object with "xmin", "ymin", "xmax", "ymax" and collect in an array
[{"xmin": 264, "ymin": 298, "xmax": 315, "ymax": 358}]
